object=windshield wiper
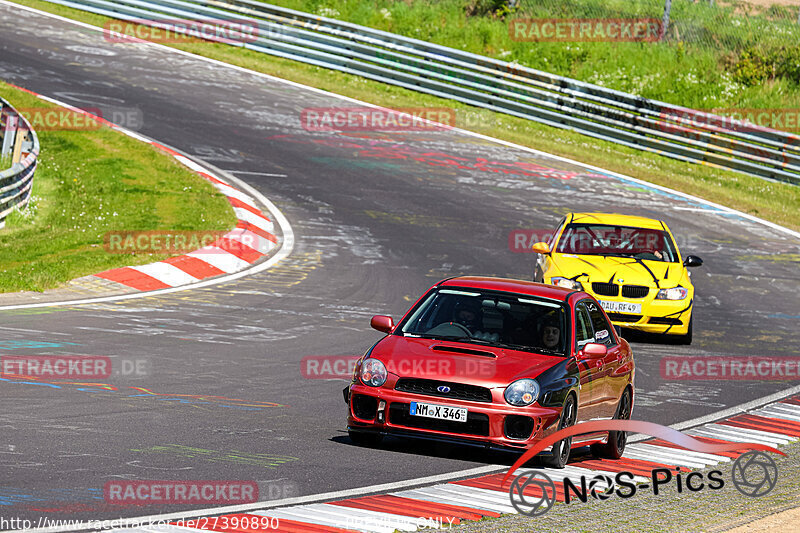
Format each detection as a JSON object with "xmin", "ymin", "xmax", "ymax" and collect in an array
[
  {"xmin": 412, "ymin": 333, "xmax": 470, "ymax": 342},
  {"xmin": 502, "ymin": 343, "xmax": 564, "ymax": 356}
]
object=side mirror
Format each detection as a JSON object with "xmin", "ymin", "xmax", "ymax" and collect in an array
[
  {"xmin": 370, "ymin": 315, "xmax": 394, "ymax": 334},
  {"xmin": 531, "ymin": 242, "xmax": 551, "ymax": 255},
  {"xmin": 683, "ymin": 255, "xmax": 703, "ymax": 267},
  {"xmin": 581, "ymin": 343, "xmax": 607, "ymax": 359}
]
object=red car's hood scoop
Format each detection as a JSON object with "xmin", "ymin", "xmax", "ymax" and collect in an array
[
  {"xmin": 430, "ymin": 345, "xmax": 497, "ymax": 358},
  {"xmin": 371, "ymin": 335, "xmax": 562, "ymax": 388}
]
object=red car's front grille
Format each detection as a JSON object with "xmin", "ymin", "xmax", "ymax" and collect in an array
[
  {"xmin": 395, "ymin": 378, "xmax": 492, "ymax": 403},
  {"xmin": 388, "ymin": 402, "xmax": 490, "ymax": 436}
]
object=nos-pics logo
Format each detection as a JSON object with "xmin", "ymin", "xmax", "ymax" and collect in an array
[{"xmin": 504, "ymin": 420, "xmax": 781, "ymax": 516}]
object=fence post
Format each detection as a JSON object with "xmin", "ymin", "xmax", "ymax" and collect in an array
[
  {"xmin": 12, "ymin": 126, "xmax": 26, "ymax": 165},
  {"xmin": 1, "ymin": 114, "xmax": 17, "ymax": 158},
  {"xmin": 661, "ymin": 0, "xmax": 672, "ymax": 41}
]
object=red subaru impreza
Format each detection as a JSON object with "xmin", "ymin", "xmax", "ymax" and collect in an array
[{"xmin": 344, "ymin": 276, "xmax": 635, "ymax": 468}]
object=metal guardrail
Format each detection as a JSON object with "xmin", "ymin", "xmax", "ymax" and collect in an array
[
  {"xmin": 0, "ymin": 96, "xmax": 39, "ymax": 226},
  {"xmin": 41, "ymin": 0, "xmax": 800, "ymax": 185}
]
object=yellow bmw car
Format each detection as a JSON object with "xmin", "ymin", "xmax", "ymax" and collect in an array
[{"xmin": 532, "ymin": 213, "xmax": 703, "ymax": 344}]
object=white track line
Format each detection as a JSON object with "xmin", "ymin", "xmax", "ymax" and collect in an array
[
  {"xmin": 305, "ymin": 503, "xmax": 425, "ymax": 529},
  {"xmin": 627, "ymin": 443, "xmax": 730, "ymax": 463},
  {"xmin": 129, "ymin": 262, "xmax": 200, "ymax": 287},
  {"xmin": 753, "ymin": 407, "xmax": 800, "ymax": 422},
  {"xmin": 391, "ymin": 488, "xmax": 503, "ymax": 513},
  {"xmin": 251, "ymin": 508, "xmax": 395, "ymax": 533},
  {"xmin": 620, "ymin": 449, "xmax": 708, "ymax": 469},
  {"xmin": 700, "ymin": 424, "xmax": 795, "ymax": 444},
  {"xmin": 185, "ymin": 247, "xmax": 250, "ymax": 272}
]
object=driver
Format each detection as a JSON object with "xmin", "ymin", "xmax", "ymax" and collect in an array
[
  {"xmin": 452, "ymin": 299, "xmax": 482, "ymax": 332},
  {"xmin": 540, "ymin": 318, "xmax": 561, "ymax": 350},
  {"xmin": 451, "ymin": 300, "xmax": 499, "ymax": 341}
]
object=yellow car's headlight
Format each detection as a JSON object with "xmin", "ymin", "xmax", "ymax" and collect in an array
[
  {"xmin": 551, "ymin": 277, "xmax": 583, "ymax": 291},
  {"xmin": 656, "ymin": 286, "xmax": 688, "ymax": 300}
]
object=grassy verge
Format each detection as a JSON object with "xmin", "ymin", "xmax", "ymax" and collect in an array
[
  {"xmin": 9, "ymin": 0, "xmax": 800, "ymax": 233},
  {"xmin": 267, "ymin": 0, "xmax": 800, "ymax": 111},
  {"xmin": 0, "ymin": 81, "xmax": 236, "ymax": 293}
]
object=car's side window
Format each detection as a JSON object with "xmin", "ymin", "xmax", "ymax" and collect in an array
[
  {"xmin": 574, "ymin": 303, "xmax": 594, "ymax": 349},
  {"xmin": 584, "ymin": 300, "xmax": 617, "ymax": 347}
]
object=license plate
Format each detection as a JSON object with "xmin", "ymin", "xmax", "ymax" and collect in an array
[
  {"xmin": 599, "ymin": 300, "xmax": 642, "ymax": 314},
  {"xmin": 409, "ymin": 401, "xmax": 468, "ymax": 422}
]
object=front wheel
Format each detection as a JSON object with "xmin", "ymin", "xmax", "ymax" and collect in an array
[
  {"xmin": 677, "ymin": 315, "xmax": 693, "ymax": 345},
  {"xmin": 592, "ymin": 388, "xmax": 631, "ymax": 460},
  {"xmin": 543, "ymin": 395, "xmax": 576, "ymax": 469}
]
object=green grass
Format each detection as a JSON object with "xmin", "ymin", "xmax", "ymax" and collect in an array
[
  {"xmin": 0, "ymin": 82, "xmax": 237, "ymax": 293},
  {"xmin": 268, "ymin": 0, "xmax": 800, "ymax": 111},
  {"xmin": 8, "ymin": 0, "xmax": 800, "ymax": 234}
]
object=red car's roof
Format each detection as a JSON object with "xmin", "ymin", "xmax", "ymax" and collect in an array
[{"xmin": 438, "ymin": 276, "xmax": 574, "ymax": 301}]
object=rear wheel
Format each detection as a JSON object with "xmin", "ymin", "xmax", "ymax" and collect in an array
[
  {"xmin": 543, "ymin": 395, "xmax": 576, "ymax": 469},
  {"xmin": 348, "ymin": 429, "xmax": 383, "ymax": 447},
  {"xmin": 592, "ymin": 389, "xmax": 631, "ymax": 460}
]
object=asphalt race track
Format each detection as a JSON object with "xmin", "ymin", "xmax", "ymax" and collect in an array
[{"xmin": 1, "ymin": 3, "xmax": 799, "ymax": 525}]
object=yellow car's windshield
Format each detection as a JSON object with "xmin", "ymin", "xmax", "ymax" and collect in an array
[{"xmin": 556, "ymin": 223, "xmax": 679, "ymax": 262}]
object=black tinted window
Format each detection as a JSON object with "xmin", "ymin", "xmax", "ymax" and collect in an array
[
  {"xmin": 575, "ymin": 304, "xmax": 594, "ymax": 348},
  {"xmin": 585, "ymin": 300, "xmax": 615, "ymax": 346}
]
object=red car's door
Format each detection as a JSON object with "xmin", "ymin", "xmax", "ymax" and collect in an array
[
  {"xmin": 584, "ymin": 300, "xmax": 624, "ymax": 419},
  {"xmin": 573, "ymin": 302, "xmax": 604, "ymax": 422}
]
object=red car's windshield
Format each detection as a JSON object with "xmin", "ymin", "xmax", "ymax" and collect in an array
[
  {"xmin": 398, "ymin": 287, "xmax": 569, "ymax": 355},
  {"xmin": 556, "ymin": 223, "xmax": 679, "ymax": 262}
]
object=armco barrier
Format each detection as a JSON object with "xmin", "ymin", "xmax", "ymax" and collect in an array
[
  {"xmin": 0, "ymin": 95, "xmax": 39, "ymax": 227},
  {"xmin": 40, "ymin": 0, "xmax": 800, "ymax": 185}
]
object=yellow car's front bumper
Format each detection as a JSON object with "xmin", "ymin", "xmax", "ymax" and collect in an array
[{"xmin": 589, "ymin": 292, "xmax": 693, "ymax": 336}]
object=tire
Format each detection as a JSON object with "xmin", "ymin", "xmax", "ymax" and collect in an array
[
  {"xmin": 677, "ymin": 315, "xmax": 693, "ymax": 345},
  {"xmin": 348, "ymin": 429, "xmax": 383, "ymax": 447},
  {"xmin": 543, "ymin": 395, "xmax": 576, "ymax": 469},
  {"xmin": 592, "ymin": 388, "xmax": 631, "ymax": 460}
]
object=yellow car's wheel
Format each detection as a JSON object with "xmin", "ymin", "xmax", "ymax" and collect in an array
[{"xmin": 677, "ymin": 315, "xmax": 693, "ymax": 345}]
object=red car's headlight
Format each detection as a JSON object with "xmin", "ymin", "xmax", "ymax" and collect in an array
[
  {"xmin": 504, "ymin": 379, "xmax": 540, "ymax": 406},
  {"xmin": 360, "ymin": 359, "xmax": 387, "ymax": 387}
]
